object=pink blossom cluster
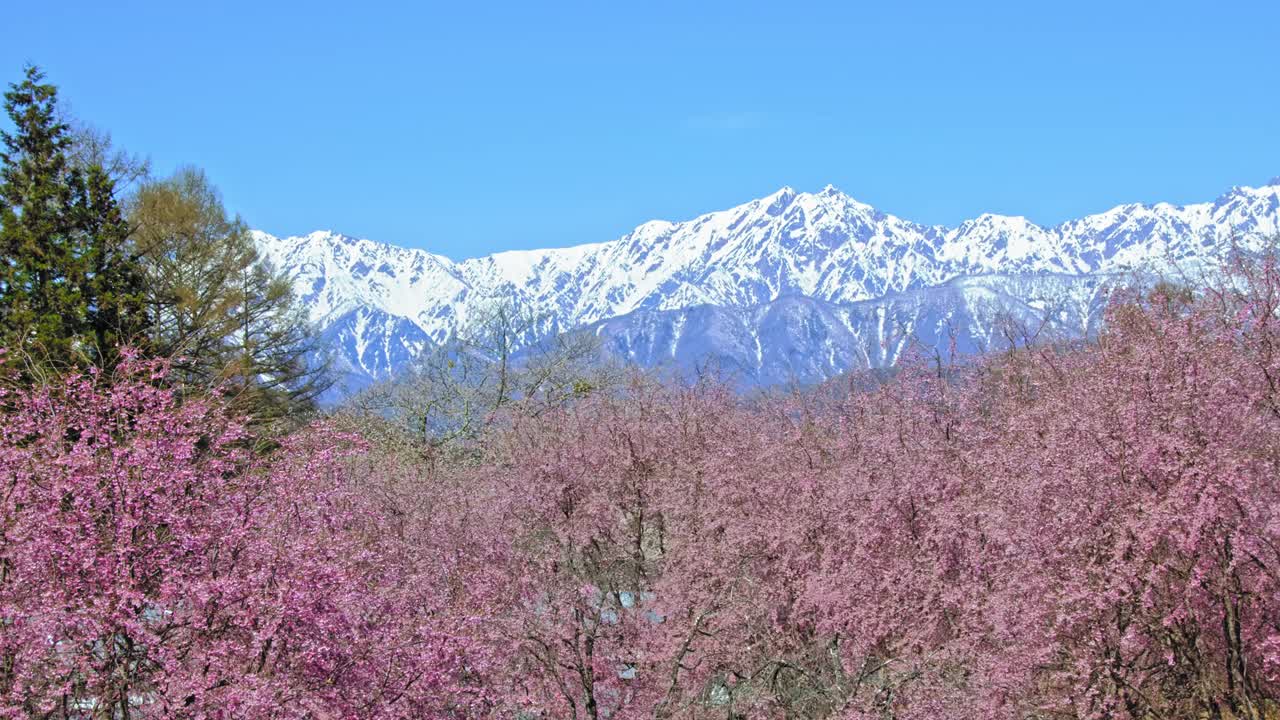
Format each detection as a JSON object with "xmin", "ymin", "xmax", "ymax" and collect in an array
[
  {"xmin": 8, "ymin": 254, "xmax": 1280, "ymax": 719},
  {"xmin": 443, "ymin": 255, "xmax": 1280, "ymax": 719},
  {"xmin": 0, "ymin": 359, "xmax": 490, "ymax": 718}
]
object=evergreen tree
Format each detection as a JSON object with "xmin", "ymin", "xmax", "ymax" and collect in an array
[
  {"xmin": 78, "ymin": 164, "xmax": 149, "ymax": 366},
  {"xmin": 0, "ymin": 65, "xmax": 147, "ymax": 373}
]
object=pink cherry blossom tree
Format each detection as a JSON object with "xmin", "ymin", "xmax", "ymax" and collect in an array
[{"xmin": 0, "ymin": 357, "xmax": 490, "ymax": 718}]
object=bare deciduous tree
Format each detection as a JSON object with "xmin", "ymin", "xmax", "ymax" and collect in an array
[{"xmin": 341, "ymin": 299, "xmax": 622, "ymax": 459}]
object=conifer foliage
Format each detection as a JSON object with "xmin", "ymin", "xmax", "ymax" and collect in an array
[
  {"xmin": 0, "ymin": 66, "xmax": 147, "ymax": 373},
  {"xmin": 128, "ymin": 166, "xmax": 328, "ymax": 426}
]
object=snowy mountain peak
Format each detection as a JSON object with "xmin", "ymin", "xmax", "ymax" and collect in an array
[
  {"xmin": 254, "ymin": 179, "xmax": 1280, "ymax": 396},
  {"xmin": 763, "ymin": 186, "xmax": 798, "ymax": 212}
]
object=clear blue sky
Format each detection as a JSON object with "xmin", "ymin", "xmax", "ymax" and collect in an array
[{"xmin": 6, "ymin": 1, "xmax": 1279, "ymax": 258}]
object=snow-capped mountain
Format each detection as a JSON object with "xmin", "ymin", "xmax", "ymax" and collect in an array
[{"xmin": 253, "ymin": 179, "xmax": 1280, "ymax": 397}]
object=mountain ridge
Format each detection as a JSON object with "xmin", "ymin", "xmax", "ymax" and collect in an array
[{"xmin": 252, "ymin": 179, "xmax": 1280, "ymax": 396}]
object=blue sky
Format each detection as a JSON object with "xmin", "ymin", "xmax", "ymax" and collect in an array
[{"xmin": 6, "ymin": 1, "xmax": 1279, "ymax": 258}]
